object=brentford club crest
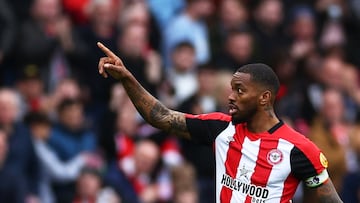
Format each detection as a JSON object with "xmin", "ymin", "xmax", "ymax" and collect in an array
[{"xmin": 267, "ymin": 149, "xmax": 283, "ymax": 165}]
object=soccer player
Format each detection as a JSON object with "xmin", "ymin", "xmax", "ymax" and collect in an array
[{"xmin": 97, "ymin": 42, "xmax": 343, "ymax": 203}]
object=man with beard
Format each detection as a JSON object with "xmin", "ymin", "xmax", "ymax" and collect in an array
[{"xmin": 96, "ymin": 42, "xmax": 343, "ymax": 203}]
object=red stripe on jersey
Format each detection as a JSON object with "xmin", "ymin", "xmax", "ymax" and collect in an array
[
  {"xmin": 245, "ymin": 139, "xmax": 279, "ymax": 203},
  {"xmin": 280, "ymin": 174, "xmax": 299, "ymax": 203},
  {"xmin": 185, "ymin": 112, "xmax": 231, "ymax": 122},
  {"xmin": 278, "ymin": 125, "xmax": 326, "ymax": 174},
  {"xmin": 220, "ymin": 126, "xmax": 245, "ymax": 203}
]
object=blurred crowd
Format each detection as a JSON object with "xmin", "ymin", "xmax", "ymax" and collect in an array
[{"xmin": 0, "ymin": 0, "xmax": 360, "ymax": 202}]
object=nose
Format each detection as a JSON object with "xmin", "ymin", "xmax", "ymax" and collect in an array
[{"xmin": 228, "ymin": 91, "xmax": 235, "ymax": 102}]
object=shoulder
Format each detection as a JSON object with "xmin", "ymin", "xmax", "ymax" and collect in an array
[
  {"xmin": 278, "ymin": 125, "xmax": 328, "ymax": 176},
  {"xmin": 276, "ymin": 124, "xmax": 325, "ymax": 164},
  {"xmin": 185, "ymin": 112, "xmax": 231, "ymax": 122},
  {"xmin": 277, "ymin": 124, "xmax": 320, "ymax": 151}
]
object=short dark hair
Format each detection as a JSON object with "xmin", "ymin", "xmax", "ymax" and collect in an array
[
  {"xmin": 186, "ymin": 0, "xmax": 207, "ymax": 4},
  {"xmin": 237, "ymin": 63, "xmax": 280, "ymax": 95},
  {"xmin": 171, "ymin": 41, "xmax": 195, "ymax": 53},
  {"xmin": 57, "ymin": 98, "xmax": 82, "ymax": 113},
  {"xmin": 24, "ymin": 111, "xmax": 51, "ymax": 126}
]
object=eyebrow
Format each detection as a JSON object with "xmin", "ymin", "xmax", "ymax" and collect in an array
[{"xmin": 231, "ymin": 81, "xmax": 247, "ymax": 89}]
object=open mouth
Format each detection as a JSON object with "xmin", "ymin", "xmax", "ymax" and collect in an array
[{"xmin": 228, "ymin": 103, "xmax": 238, "ymax": 115}]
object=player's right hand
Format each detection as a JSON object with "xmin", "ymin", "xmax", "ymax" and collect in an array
[{"xmin": 97, "ymin": 42, "xmax": 126, "ymax": 80}]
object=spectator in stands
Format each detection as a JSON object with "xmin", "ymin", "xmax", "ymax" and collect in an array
[
  {"xmin": 119, "ymin": 1, "xmax": 162, "ymax": 52},
  {"xmin": 25, "ymin": 111, "xmax": 99, "ymax": 203},
  {"xmin": 271, "ymin": 51, "xmax": 307, "ymax": 130},
  {"xmin": 15, "ymin": 64, "xmax": 46, "ymax": 113},
  {"xmin": 307, "ymin": 54, "xmax": 359, "ymax": 123},
  {"xmin": 74, "ymin": 167, "xmax": 120, "ymax": 203},
  {"xmin": 165, "ymin": 41, "xmax": 198, "ymax": 107},
  {"xmin": 117, "ymin": 23, "xmax": 162, "ymax": 96},
  {"xmin": 215, "ymin": 28, "xmax": 255, "ymax": 72},
  {"xmin": 98, "ymin": 82, "xmax": 144, "ymax": 165},
  {"xmin": 107, "ymin": 139, "xmax": 172, "ymax": 203},
  {"xmin": 130, "ymin": 139, "xmax": 171, "ymax": 203},
  {"xmin": 147, "ymin": 0, "xmax": 185, "ymax": 30},
  {"xmin": 251, "ymin": 0, "xmax": 286, "ymax": 63},
  {"xmin": 0, "ymin": 0, "xmax": 15, "ymax": 57},
  {"xmin": 0, "ymin": 127, "xmax": 27, "ymax": 203},
  {"xmin": 178, "ymin": 63, "xmax": 218, "ymax": 203},
  {"xmin": 0, "ymin": 88, "xmax": 41, "ymax": 201},
  {"xmin": 341, "ymin": 60, "xmax": 360, "ymax": 118},
  {"xmin": 178, "ymin": 63, "xmax": 218, "ymax": 114},
  {"xmin": 15, "ymin": 0, "xmax": 87, "ymax": 90},
  {"xmin": 98, "ymin": 83, "xmax": 125, "ymax": 163},
  {"xmin": 306, "ymin": 88, "xmax": 349, "ymax": 200},
  {"xmin": 48, "ymin": 98, "xmax": 97, "ymax": 202},
  {"xmin": 344, "ymin": 0, "xmax": 360, "ymax": 67},
  {"xmin": 288, "ymin": 5, "xmax": 317, "ymax": 62},
  {"xmin": 40, "ymin": 77, "xmax": 84, "ymax": 123},
  {"xmin": 171, "ymin": 162, "xmax": 199, "ymax": 203},
  {"xmin": 210, "ymin": 0, "xmax": 249, "ymax": 55},
  {"xmin": 62, "ymin": 0, "xmax": 91, "ymax": 25},
  {"xmin": 77, "ymin": 0, "xmax": 119, "ymax": 111},
  {"xmin": 341, "ymin": 116, "xmax": 360, "ymax": 202},
  {"xmin": 0, "ymin": 0, "xmax": 16, "ymax": 85},
  {"xmin": 213, "ymin": 70, "xmax": 233, "ymax": 114},
  {"xmin": 163, "ymin": 0, "xmax": 214, "ymax": 67}
]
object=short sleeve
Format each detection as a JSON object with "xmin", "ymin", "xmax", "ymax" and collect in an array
[
  {"xmin": 185, "ymin": 113, "xmax": 231, "ymax": 145},
  {"xmin": 290, "ymin": 146, "xmax": 329, "ymax": 188}
]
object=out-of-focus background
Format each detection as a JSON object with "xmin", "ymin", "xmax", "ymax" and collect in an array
[{"xmin": 0, "ymin": 0, "xmax": 359, "ymax": 202}]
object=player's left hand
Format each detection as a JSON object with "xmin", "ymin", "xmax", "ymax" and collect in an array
[{"xmin": 97, "ymin": 42, "xmax": 127, "ymax": 80}]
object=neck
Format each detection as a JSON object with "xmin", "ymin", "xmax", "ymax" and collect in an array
[{"xmin": 246, "ymin": 107, "xmax": 280, "ymax": 133}]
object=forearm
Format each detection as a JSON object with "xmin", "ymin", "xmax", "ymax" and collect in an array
[
  {"xmin": 119, "ymin": 71, "xmax": 190, "ymax": 138},
  {"xmin": 97, "ymin": 42, "xmax": 190, "ymax": 138}
]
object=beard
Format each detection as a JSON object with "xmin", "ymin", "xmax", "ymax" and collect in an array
[
  {"xmin": 231, "ymin": 106, "xmax": 257, "ymax": 125},
  {"xmin": 231, "ymin": 115, "xmax": 247, "ymax": 125}
]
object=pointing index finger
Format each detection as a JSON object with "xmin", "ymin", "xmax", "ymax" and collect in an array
[{"xmin": 97, "ymin": 42, "xmax": 117, "ymax": 58}]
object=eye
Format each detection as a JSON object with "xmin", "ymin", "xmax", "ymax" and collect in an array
[{"xmin": 237, "ymin": 88, "xmax": 243, "ymax": 94}]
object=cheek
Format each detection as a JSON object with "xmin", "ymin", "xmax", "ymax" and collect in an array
[{"xmin": 236, "ymin": 95, "xmax": 258, "ymax": 110}]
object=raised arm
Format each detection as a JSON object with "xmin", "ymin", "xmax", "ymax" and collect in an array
[{"xmin": 97, "ymin": 42, "xmax": 191, "ymax": 139}]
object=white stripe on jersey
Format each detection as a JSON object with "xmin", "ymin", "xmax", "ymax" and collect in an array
[
  {"xmin": 215, "ymin": 123, "xmax": 235, "ymax": 203},
  {"xmin": 266, "ymin": 138, "xmax": 294, "ymax": 202},
  {"xmin": 230, "ymin": 137, "xmax": 261, "ymax": 203}
]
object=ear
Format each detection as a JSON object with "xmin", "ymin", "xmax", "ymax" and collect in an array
[{"xmin": 259, "ymin": 90, "xmax": 272, "ymax": 105}]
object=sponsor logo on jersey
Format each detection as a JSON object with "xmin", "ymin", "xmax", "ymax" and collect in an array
[
  {"xmin": 237, "ymin": 165, "xmax": 253, "ymax": 181},
  {"xmin": 220, "ymin": 173, "xmax": 269, "ymax": 201},
  {"xmin": 267, "ymin": 149, "xmax": 283, "ymax": 165},
  {"xmin": 320, "ymin": 152, "xmax": 328, "ymax": 168},
  {"xmin": 226, "ymin": 135, "xmax": 235, "ymax": 144}
]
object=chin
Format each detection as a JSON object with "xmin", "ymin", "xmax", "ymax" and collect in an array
[{"xmin": 231, "ymin": 116, "xmax": 247, "ymax": 125}]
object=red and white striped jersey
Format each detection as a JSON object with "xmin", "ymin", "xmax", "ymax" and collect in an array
[{"xmin": 185, "ymin": 112, "xmax": 329, "ymax": 203}]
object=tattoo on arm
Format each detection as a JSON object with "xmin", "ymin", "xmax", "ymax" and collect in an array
[
  {"xmin": 122, "ymin": 77, "xmax": 190, "ymax": 139},
  {"xmin": 317, "ymin": 180, "xmax": 343, "ymax": 203},
  {"xmin": 150, "ymin": 102, "xmax": 190, "ymax": 138}
]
